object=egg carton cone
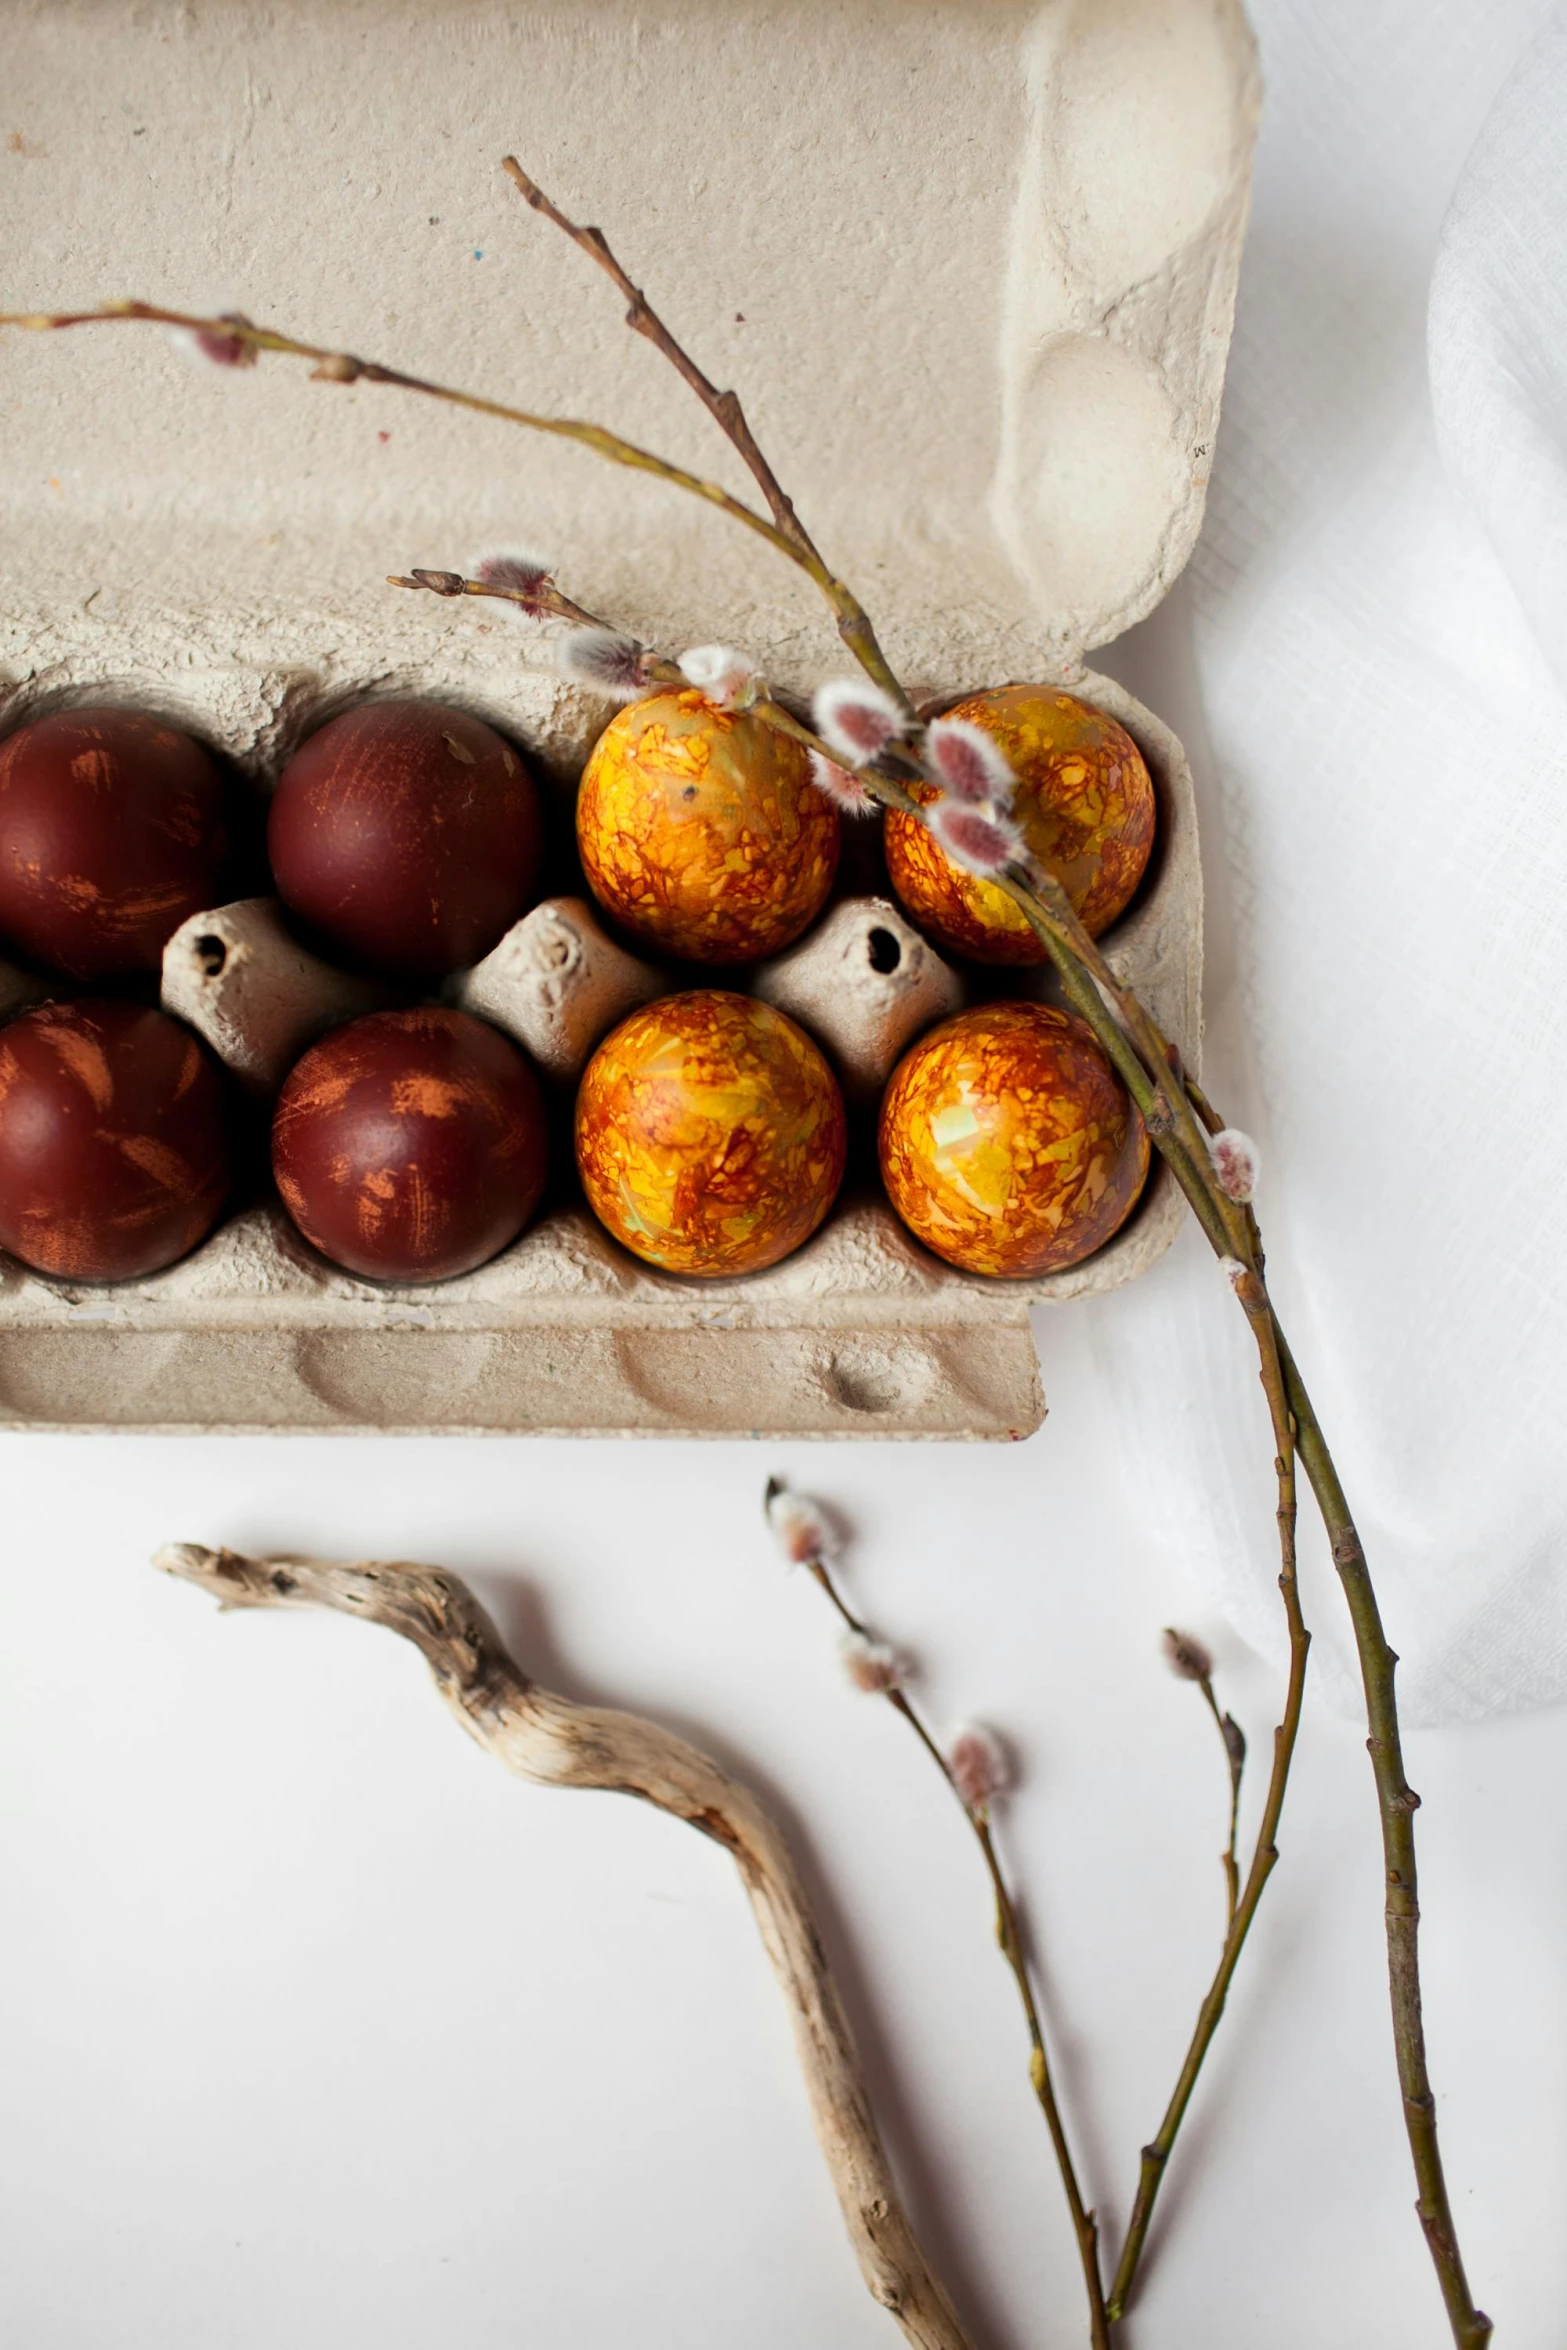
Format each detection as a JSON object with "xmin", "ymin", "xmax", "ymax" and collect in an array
[
  {"xmin": 162, "ymin": 898, "xmax": 397, "ymax": 1094},
  {"xmin": 0, "ymin": 0, "xmax": 1258, "ymax": 1436},
  {"xmin": 751, "ymin": 897, "xmax": 967, "ymax": 1110},
  {"xmin": 452, "ymin": 896, "xmax": 668, "ymax": 1083}
]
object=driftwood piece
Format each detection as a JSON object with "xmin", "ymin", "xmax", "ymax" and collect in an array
[{"xmin": 153, "ymin": 1543, "xmax": 975, "ymax": 2350}]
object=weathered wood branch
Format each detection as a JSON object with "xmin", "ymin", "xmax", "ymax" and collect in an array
[{"xmin": 153, "ymin": 1543, "xmax": 976, "ymax": 2350}]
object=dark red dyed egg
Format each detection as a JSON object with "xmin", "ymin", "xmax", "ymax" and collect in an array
[
  {"xmin": 271, "ymin": 1008, "xmax": 548, "ymax": 1282},
  {"xmin": 0, "ymin": 707, "xmax": 228, "ymax": 979},
  {"xmin": 0, "ymin": 1001, "xmax": 230, "ymax": 1280},
  {"xmin": 268, "ymin": 701, "xmax": 542, "ymax": 976}
]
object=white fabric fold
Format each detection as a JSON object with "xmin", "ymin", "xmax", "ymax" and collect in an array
[{"xmin": 1081, "ymin": 0, "xmax": 1567, "ymax": 1726}]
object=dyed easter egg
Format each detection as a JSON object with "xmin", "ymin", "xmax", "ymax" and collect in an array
[
  {"xmin": 0, "ymin": 707, "xmax": 228, "ymax": 979},
  {"xmin": 272, "ymin": 1008, "xmax": 547, "ymax": 1282},
  {"xmin": 886, "ymin": 686, "xmax": 1156, "ymax": 963},
  {"xmin": 268, "ymin": 700, "xmax": 542, "ymax": 976},
  {"xmin": 0, "ymin": 1001, "xmax": 230, "ymax": 1280},
  {"xmin": 575, "ymin": 991, "xmax": 845, "ymax": 1277},
  {"xmin": 575, "ymin": 690, "xmax": 838, "ymax": 963},
  {"xmin": 878, "ymin": 1000, "xmax": 1148, "ymax": 1278}
]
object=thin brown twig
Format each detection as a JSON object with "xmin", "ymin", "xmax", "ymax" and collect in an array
[
  {"xmin": 0, "ymin": 299, "xmax": 816, "ymax": 578},
  {"xmin": 389, "ymin": 573, "xmax": 851, "ymax": 776},
  {"xmin": 1202, "ymin": 1682, "xmax": 1247, "ymax": 1932},
  {"xmin": 388, "ymin": 566, "xmax": 609, "ymax": 633},
  {"xmin": 1106, "ymin": 1272, "xmax": 1307, "ymax": 2323},
  {"xmin": 1164, "ymin": 1633, "xmax": 1247, "ymax": 1930},
  {"xmin": 770, "ymin": 1491, "xmax": 1108, "ymax": 2350},
  {"xmin": 500, "ymin": 156, "xmax": 912, "ymax": 709}
]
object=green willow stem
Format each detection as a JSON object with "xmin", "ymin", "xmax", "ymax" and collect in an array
[
  {"xmin": 798, "ymin": 1546, "xmax": 1110, "ymax": 2350},
  {"xmin": 982, "ymin": 860, "xmax": 1487, "ymax": 2340},
  {"xmin": 1105, "ymin": 1267, "xmax": 1307, "ymax": 2323},
  {"xmin": 1279, "ymin": 1334, "xmax": 1492, "ymax": 2350},
  {"xmin": 438, "ymin": 289, "xmax": 1493, "ymax": 2336}
]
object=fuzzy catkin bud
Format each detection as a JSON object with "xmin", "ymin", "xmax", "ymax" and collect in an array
[
  {"xmin": 807, "ymin": 750, "xmax": 878, "ymax": 818},
  {"xmin": 839, "ymin": 1631, "xmax": 906, "ymax": 1695},
  {"xmin": 559, "ymin": 628, "xmax": 654, "ymax": 700},
  {"xmin": 677, "ymin": 644, "xmax": 759, "ymax": 710},
  {"xmin": 929, "ymin": 800, "xmax": 1022, "ymax": 879},
  {"xmin": 946, "ymin": 1723, "xmax": 1007, "ymax": 1812},
  {"xmin": 813, "ymin": 678, "xmax": 908, "ymax": 764},
  {"xmin": 763, "ymin": 1478, "xmax": 834, "ymax": 1567},
  {"xmin": 476, "ymin": 552, "xmax": 556, "ymax": 617},
  {"xmin": 1209, "ymin": 1128, "xmax": 1260, "ymax": 1203},
  {"xmin": 171, "ymin": 314, "xmax": 258, "ymax": 370},
  {"xmin": 1162, "ymin": 1626, "xmax": 1215, "ymax": 1683},
  {"xmin": 924, "ymin": 717, "xmax": 1015, "ymax": 808}
]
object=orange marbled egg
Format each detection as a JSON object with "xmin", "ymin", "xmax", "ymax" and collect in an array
[
  {"xmin": 878, "ymin": 1001, "xmax": 1148, "ymax": 1279},
  {"xmin": 886, "ymin": 685, "xmax": 1156, "ymax": 963},
  {"xmin": 575, "ymin": 991, "xmax": 846, "ymax": 1277},
  {"xmin": 575, "ymin": 689, "xmax": 838, "ymax": 963}
]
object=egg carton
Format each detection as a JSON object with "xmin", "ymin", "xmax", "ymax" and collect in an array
[
  {"xmin": 0, "ymin": 664, "xmax": 1199, "ymax": 1437},
  {"xmin": 0, "ymin": 0, "xmax": 1257, "ymax": 1436}
]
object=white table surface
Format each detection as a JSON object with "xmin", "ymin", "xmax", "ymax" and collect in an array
[
  {"xmin": 4, "ymin": 1, "xmax": 1565, "ymax": 2343},
  {"xmin": 2, "ymin": 1281, "xmax": 1563, "ymax": 2348}
]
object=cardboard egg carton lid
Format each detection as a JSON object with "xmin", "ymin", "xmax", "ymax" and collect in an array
[{"xmin": 0, "ymin": 0, "xmax": 1257, "ymax": 1436}]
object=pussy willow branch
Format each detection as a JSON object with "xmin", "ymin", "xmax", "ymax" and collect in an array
[
  {"xmin": 985, "ymin": 873, "xmax": 1486, "ymax": 2338},
  {"xmin": 954, "ymin": 836, "xmax": 1489, "ymax": 2335},
  {"xmin": 1276, "ymin": 1337, "xmax": 1488, "ymax": 2347},
  {"xmin": 387, "ymin": 563, "xmax": 1362, "ymax": 2323},
  {"xmin": 389, "ymin": 571, "xmax": 858, "ymax": 779},
  {"xmin": 152, "ymin": 1543, "xmax": 977, "ymax": 2350},
  {"xmin": 3, "ymin": 162, "xmax": 1492, "ymax": 2336},
  {"xmin": 393, "ymin": 557, "xmax": 1481, "ymax": 2341},
  {"xmin": 470, "ymin": 177, "xmax": 1487, "ymax": 2323},
  {"xmin": 776, "ymin": 1499, "xmax": 1108, "ymax": 2350},
  {"xmin": 0, "ymin": 299, "xmax": 812, "ymax": 581}
]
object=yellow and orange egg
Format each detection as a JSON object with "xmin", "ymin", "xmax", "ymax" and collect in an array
[
  {"xmin": 576, "ymin": 689, "xmax": 838, "ymax": 964},
  {"xmin": 886, "ymin": 684, "xmax": 1156, "ymax": 964},
  {"xmin": 575, "ymin": 990, "xmax": 846, "ymax": 1278},
  {"xmin": 878, "ymin": 1000, "xmax": 1148, "ymax": 1278}
]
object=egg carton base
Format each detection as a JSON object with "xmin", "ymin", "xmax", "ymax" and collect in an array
[
  {"xmin": 0, "ymin": 1319, "xmax": 1044, "ymax": 1441},
  {"xmin": 0, "ymin": 1164, "xmax": 1189, "ymax": 1436}
]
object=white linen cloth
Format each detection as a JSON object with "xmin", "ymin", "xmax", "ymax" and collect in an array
[{"xmin": 1086, "ymin": 0, "xmax": 1567, "ymax": 1726}]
